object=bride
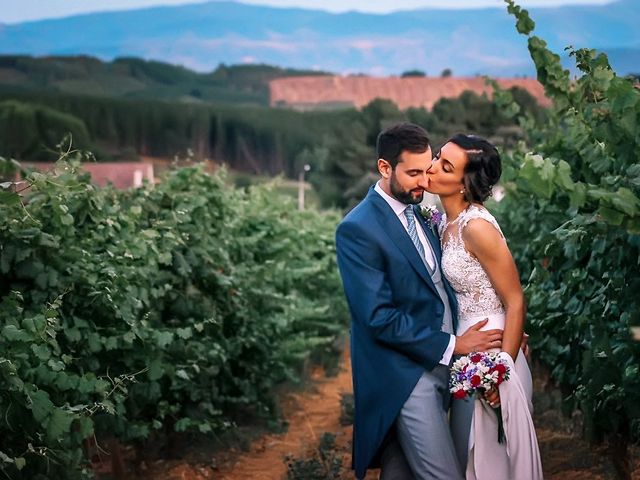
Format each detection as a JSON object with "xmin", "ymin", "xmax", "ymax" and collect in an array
[{"xmin": 425, "ymin": 134, "xmax": 543, "ymax": 479}]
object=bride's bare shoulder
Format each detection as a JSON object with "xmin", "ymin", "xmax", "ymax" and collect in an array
[
  {"xmin": 460, "ymin": 207, "xmax": 507, "ymax": 259},
  {"xmin": 460, "ymin": 205, "xmax": 503, "ymax": 235}
]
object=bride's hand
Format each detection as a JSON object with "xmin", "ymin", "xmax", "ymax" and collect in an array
[{"xmin": 484, "ymin": 386, "xmax": 500, "ymax": 408}]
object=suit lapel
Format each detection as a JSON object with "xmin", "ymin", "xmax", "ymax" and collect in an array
[{"xmin": 367, "ymin": 189, "xmax": 438, "ymax": 295}]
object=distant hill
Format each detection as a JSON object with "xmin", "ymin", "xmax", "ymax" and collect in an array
[
  {"xmin": 0, "ymin": 0, "xmax": 637, "ymax": 77},
  {"xmin": 0, "ymin": 55, "xmax": 331, "ymax": 105},
  {"xmin": 269, "ymin": 75, "xmax": 550, "ymax": 111}
]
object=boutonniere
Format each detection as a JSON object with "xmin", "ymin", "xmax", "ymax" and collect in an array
[{"xmin": 419, "ymin": 205, "xmax": 443, "ymax": 233}]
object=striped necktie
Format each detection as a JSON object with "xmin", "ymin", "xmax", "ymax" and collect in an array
[{"xmin": 404, "ymin": 205, "xmax": 434, "ymax": 274}]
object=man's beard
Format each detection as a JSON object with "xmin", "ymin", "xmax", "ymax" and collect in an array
[{"xmin": 390, "ymin": 172, "xmax": 424, "ymax": 205}]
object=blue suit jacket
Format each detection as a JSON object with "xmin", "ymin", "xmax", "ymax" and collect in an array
[{"xmin": 335, "ymin": 186, "xmax": 459, "ymax": 479}]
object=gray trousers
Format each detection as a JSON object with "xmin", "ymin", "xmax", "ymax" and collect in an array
[
  {"xmin": 450, "ymin": 393, "xmax": 474, "ymax": 471},
  {"xmin": 379, "ymin": 436, "xmax": 413, "ymax": 480},
  {"xmin": 380, "ymin": 367, "xmax": 464, "ymax": 480}
]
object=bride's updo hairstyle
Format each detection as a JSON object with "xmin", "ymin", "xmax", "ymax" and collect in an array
[{"xmin": 448, "ymin": 134, "xmax": 501, "ymax": 203}]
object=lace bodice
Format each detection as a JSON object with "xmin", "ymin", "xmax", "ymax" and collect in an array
[{"xmin": 440, "ymin": 204, "xmax": 506, "ymax": 321}]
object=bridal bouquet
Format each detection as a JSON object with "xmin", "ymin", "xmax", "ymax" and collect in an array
[{"xmin": 450, "ymin": 351, "xmax": 511, "ymax": 443}]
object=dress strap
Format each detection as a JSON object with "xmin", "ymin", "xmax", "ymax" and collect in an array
[{"xmin": 457, "ymin": 205, "xmax": 504, "ymax": 242}]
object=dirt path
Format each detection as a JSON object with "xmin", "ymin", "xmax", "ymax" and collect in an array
[
  {"xmin": 214, "ymin": 352, "xmax": 355, "ymax": 480},
  {"xmin": 142, "ymin": 349, "xmax": 639, "ymax": 480},
  {"xmin": 138, "ymin": 347, "xmax": 359, "ymax": 480}
]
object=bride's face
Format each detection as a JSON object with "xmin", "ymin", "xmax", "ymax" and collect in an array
[{"xmin": 426, "ymin": 142, "xmax": 467, "ymax": 197}]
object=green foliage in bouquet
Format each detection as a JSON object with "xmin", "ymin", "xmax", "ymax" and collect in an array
[
  {"xmin": 0, "ymin": 149, "xmax": 347, "ymax": 478},
  {"xmin": 493, "ymin": 1, "xmax": 640, "ymax": 477}
]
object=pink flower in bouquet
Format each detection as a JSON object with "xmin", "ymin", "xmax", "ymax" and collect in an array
[
  {"xmin": 470, "ymin": 353, "xmax": 483, "ymax": 363},
  {"xmin": 453, "ymin": 389, "xmax": 467, "ymax": 400}
]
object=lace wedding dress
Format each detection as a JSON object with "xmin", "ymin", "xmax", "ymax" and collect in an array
[{"xmin": 441, "ymin": 204, "xmax": 543, "ymax": 480}]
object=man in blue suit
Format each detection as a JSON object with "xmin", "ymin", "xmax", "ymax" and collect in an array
[{"xmin": 336, "ymin": 123, "xmax": 503, "ymax": 479}]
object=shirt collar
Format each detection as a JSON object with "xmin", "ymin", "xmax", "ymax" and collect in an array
[{"xmin": 374, "ymin": 181, "xmax": 409, "ymax": 218}]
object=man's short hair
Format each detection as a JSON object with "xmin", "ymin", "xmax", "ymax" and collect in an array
[{"xmin": 376, "ymin": 122, "xmax": 431, "ymax": 168}]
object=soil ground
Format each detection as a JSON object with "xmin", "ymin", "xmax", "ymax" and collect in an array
[{"xmin": 132, "ymin": 348, "xmax": 639, "ymax": 480}]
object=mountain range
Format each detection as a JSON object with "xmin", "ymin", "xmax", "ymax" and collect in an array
[{"xmin": 0, "ymin": 0, "xmax": 638, "ymax": 76}]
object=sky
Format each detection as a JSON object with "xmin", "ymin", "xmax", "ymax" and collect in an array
[{"xmin": 0, "ymin": 0, "xmax": 614, "ymax": 24}]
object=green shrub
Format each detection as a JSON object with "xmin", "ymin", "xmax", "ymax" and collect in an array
[{"xmin": 0, "ymin": 153, "xmax": 347, "ymax": 478}]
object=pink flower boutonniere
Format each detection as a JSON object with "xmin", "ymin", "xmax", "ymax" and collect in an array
[{"xmin": 419, "ymin": 205, "xmax": 443, "ymax": 233}]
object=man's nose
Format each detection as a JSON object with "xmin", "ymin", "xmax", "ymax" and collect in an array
[{"xmin": 417, "ymin": 172, "xmax": 429, "ymax": 188}]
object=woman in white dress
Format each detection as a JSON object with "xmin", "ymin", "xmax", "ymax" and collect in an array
[{"xmin": 426, "ymin": 134, "xmax": 543, "ymax": 480}]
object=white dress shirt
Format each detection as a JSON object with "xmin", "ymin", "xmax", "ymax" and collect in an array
[{"xmin": 374, "ymin": 181, "xmax": 456, "ymax": 366}]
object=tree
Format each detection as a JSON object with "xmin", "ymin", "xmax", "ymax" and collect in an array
[
  {"xmin": 401, "ymin": 70, "xmax": 426, "ymax": 77},
  {"xmin": 0, "ymin": 100, "xmax": 93, "ymax": 160}
]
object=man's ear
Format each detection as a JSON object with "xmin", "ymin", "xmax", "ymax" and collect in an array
[{"xmin": 378, "ymin": 158, "xmax": 392, "ymax": 178}]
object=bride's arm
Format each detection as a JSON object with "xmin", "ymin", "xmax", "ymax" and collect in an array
[{"xmin": 462, "ymin": 218, "xmax": 525, "ymax": 362}]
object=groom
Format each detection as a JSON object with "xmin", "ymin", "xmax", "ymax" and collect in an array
[{"xmin": 336, "ymin": 123, "xmax": 503, "ymax": 479}]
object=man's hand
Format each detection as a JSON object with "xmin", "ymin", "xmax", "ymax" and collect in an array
[{"xmin": 453, "ymin": 319, "xmax": 503, "ymax": 355}]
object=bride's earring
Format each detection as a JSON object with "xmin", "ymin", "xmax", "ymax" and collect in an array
[{"xmin": 460, "ymin": 189, "xmax": 465, "ymax": 194}]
